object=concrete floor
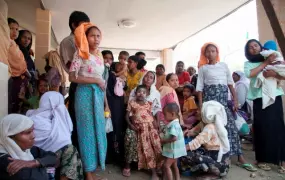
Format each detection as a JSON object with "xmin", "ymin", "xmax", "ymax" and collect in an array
[{"xmin": 95, "ymin": 143, "xmax": 285, "ymax": 180}]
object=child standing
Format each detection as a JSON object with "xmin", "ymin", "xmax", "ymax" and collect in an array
[
  {"xmin": 182, "ymin": 84, "xmax": 198, "ymax": 128},
  {"xmin": 123, "ymin": 85, "xmax": 162, "ymax": 179},
  {"xmin": 161, "ymin": 103, "xmax": 187, "ymax": 180}
]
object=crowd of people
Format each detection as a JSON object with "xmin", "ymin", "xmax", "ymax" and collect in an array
[{"xmin": 1, "ymin": 5, "xmax": 285, "ymax": 180}]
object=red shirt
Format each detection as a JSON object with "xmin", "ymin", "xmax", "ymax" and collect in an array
[{"xmin": 178, "ymin": 71, "xmax": 191, "ymax": 85}]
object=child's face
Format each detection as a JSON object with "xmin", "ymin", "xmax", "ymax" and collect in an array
[
  {"xmin": 176, "ymin": 63, "xmax": 184, "ymax": 73},
  {"xmin": 9, "ymin": 23, "xmax": 19, "ymax": 40},
  {"xmin": 87, "ymin": 27, "xmax": 101, "ymax": 50},
  {"xmin": 163, "ymin": 109, "xmax": 178, "ymax": 122},
  {"xmin": 119, "ymin": 54, "xmax": 128, "ymax": 64},
  {"xmin": 136, "ymin": 88, "xmax": 147, "ymax": 101},
  {"xmin": 38, "ymin": 81, "xmax": 49, "ymax": 94},
  {"xmin": 103, "ymin": 54, "xmax": 113, "ymax": 65},
  {"xmin": 127, "ymin": 59, "xmax": 137, "ymax": 70},
  {"xmin": 156, "ymin": 67, "xmax": 164, "ymax": 76},
  {"xmin": 205, "ymin": 45, "xmax": 218, "ymax": 62},
  {"xmin": 183, "ymin": 88, "xmax": 192, "ymax": 99}
]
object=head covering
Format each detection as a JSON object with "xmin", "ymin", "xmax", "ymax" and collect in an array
[
  {"xmin": 44, "ymin": 50, "xmax": 66, "ymax": 84},
  {"xmin": 201, "ymin": 101, "xmax": 230, "ymax": 162},
  {"xmin": 0, "ymin": 114, "xmax": 34, "ymax": 160},
  {"xmin": 26, "ymin": 92, "xmax": 73, "ymax": 152},
  {"xmin": 234, "ymin": 71, "xmax": 249, "ymax": 89},
  {"xmin": 198, "ymin": 42, "xmax": 220, "ymax": 68},
  {"xmin": 244, "ymin": 39, "xmax": 265, "ymax": 63},
  {"xmin": 8, "ymin": 40, "xmax": 28, "ymax": 77},
  {"xmin": 74, "ymin": 22, "xmax": 102, "ymax": 60},
  {"xmin": 0, "ymin": 0, "xmax": 10, "ymax": 65},
  {"xmin": 129, "ymin": 71, "xmax": 162, "ymax": 115},
  {"xmin": 264, "ymin": 40, "xmax": 278, "ymax": 51}
]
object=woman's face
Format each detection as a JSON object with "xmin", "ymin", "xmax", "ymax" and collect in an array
[
  {"xmin": 103, "ymin": 54, "xmax": 113, "ymax": 65},
  {"xmin": 248, "ymin": 41, "xmax": 261, "ymax": 55},
  {"xmin": 9, "ymin": 23, "xmax": 19, "ymax": 40},
  {"xmin": 187, "ymin": 67, "xmax": 196, "ymax": 76},
  {"xmin": 143, "ymin": 72, "xmax": 155, "ymax": 88},
  {"xmin": 232, "ymin": 73, "xmax": 240, "ymax": 83},
  {"xmin": 87, "ymin": 27, "xmax": 101, "ymax": 50},
  {"xmin": 127, "ymin": 59, "xmax": 138, "ymax": 70},
  {"xmin": 167, "ymin": 74, "xmax": 179, "ymax": 89},
  {"xmin": 11, "ymin": 126, "xmax": 35, "ymax": 151},
  {"xmin": 205, "ymin": 45, "xmax": 217, "ymax": 62},
  {"xmin": 20, "ymin": 31, "xmax": 32, "ymax": 48}
]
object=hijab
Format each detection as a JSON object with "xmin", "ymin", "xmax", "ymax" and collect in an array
[
  {"xmin": 201, "ymin": 101, "xmax": 230, "ymax": 162},
  {"xmin": 0, "ymin": 114, "xmax": 34, "ymax": 160},
  {"xmin": 0, "ymin": 0, "xmax": 10, "ymax": 65},
  {"xmin": 198, "ymin": 42, "xmax": 220, "ymax": 68},
  {"xmin": 44, "ymin": 50, "xmax": 66, "ymax": 84},
  {"xmin": 234, "ymin": 71, "xmax": 249, "ymax": 90},
  {"xmin": 129, "ymin": 71, "xmax": 162, "ymax": 115},
  {"xmin": 245, "ymin": 39, "xmax": 265, "ymax": 63},
  {"xmin": 74, "ymin": 22, "xmax": 102, "ymax": 60},
  {"xmin": 26, "ymin": 92, "xmax": 73, "ymax": 152}
]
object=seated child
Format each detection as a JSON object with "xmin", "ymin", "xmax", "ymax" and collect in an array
[
  {"xmin": 161, "ymin": 103, "xmax": 187, "ymax": 180},
  {"xmin": 123, "ymin": 85, "xmax": 162, "ymax": 179},
  {"xmin": 182, "ymin": 84, "xmax": 198, "ymax": 128},
  {"xmin": 19, "ymin": 77, "xmax": 49, "ymax": 110}
]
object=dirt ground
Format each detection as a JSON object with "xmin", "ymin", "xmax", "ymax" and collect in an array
[{"xmin": 95, "ymin": 142, "xmax": 285, "ymax": 180}]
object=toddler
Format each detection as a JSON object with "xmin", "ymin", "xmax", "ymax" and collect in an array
[
  {"xmin": 161, "ymin": 103, "xmax": 187, "ymax": 180},
  {"xmin": 114, "ymin": 51, "xmax": 129, "ymax": 83},
  {"xmin": 182, "ymin": 84, "xmax": 198, "ymax": 128}
]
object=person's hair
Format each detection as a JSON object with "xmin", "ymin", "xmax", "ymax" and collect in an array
[
  {"xmin": 137, "ymin": 59, "xmax": 147, "ymax": 70},
  {"xmin": 135, "ymin": 51, "xmax": 146, "ymax": 57},
  {"xmin": 204, "ymin": 44, "xmax": 217, "ymax": 54},
  {"xmin": 85, "ymin": 26, "xmax": 100, "ymax": 36},
  {"xmin": 156, "ymin": 64, "xmax": 165, "ymax": 70},
  {"xmin": 128, "ymin": 55, "xmax": 140, "ymax": 64},
  {"xmin": 176, "ymin": 61, "xmax": 184, "ymax": 66},
  {"xmin": 119, "ymin": 51, "xmax": 129, "ymax": 57},
  {"xmin": 136, "ymin": 84, "xmax": 147, "ymax": 93},
  {"xmin": 7, "ymin": 17, "xmax": 19, "ymax": 25},
  {"xmin": 69, "ymin": 11, "xmax": 90, "ymax": 32},
  {"xmin": 15, "ymin": 30, "xmax": 32, "ymax": 50},
  {"xmin": 37, "ymin": 76, "xmax": 48, "ymax": 88},
  {"xmin": 164, "ymin": 103, "xmax": 180, "ymax": 115},
  {"xmin": 166, "ymin": 73, "xmax": 175, "ymax": 82},
  {"xmin": 183, "ymin": 84, "xmax": 195, "ymax": 93},
  {"xmin": 102, "ymin": 50, "xmax": 114, "ymax": 60}
]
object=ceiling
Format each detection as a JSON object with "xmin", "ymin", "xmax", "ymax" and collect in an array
[{"xmin": 8, "ymin": 0, "xmax": 250, "ymax": 51}]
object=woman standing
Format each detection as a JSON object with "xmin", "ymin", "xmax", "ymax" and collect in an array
[
  {"xmin": 232, "ymin": 71, "xmax": 250, "ymax": 112},
  {"xmin": 244, "ymin": 39, "xmax": 285, "ymax": 173},
  {"xmin": 44, "ymin": 50, "xmax": 67, "ymax": 95},
  {"xmin": 69, "ymin": 22, "xmax": 107, "ymax": 180},
  {"xmin": 196, "ymin": 42, "xmax": 256, "ymax": 172}
]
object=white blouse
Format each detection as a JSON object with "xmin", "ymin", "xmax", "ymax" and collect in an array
[{"xmin": 196, "ymin": 62, "xmax": 234, "ymax": 92}]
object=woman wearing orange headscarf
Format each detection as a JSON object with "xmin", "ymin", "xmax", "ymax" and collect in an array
[
  {"xmin": 195, "ymin": 42, "xmax": 257, "ymax": 172},
  {"xmin": 69, "ymin": 23, "xmax": 107, "ymax": 180}
]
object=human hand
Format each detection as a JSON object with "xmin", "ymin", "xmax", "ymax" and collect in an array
[
  {"xmin": 98, "ymin": 79, "xmax": 106, "ymax": 91},
  {"xmin": 184, "ymin": 130, "xmax": 195, "ymax": 137},
  {"xmin": 18, "ymin": 91, "xmax": 25, "ymax": 100},
  {"xmin": 265, "ymin": 53, "xmax": 277, "ymax": 65},
  {"xmin": 263, "ymin": 70, "xmax": 277, "ymax": 78},
  {"xmin": 233, "ymin": 100, "xmax": 239, "ymax": 112},
  {"xmin": 7, "ymin": 158, "xmax": 37, "ymax": 176}
]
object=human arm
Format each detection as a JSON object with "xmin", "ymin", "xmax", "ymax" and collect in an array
[
  {"xmin": 126, "ymin": 102, "xmax": 138, "ymax": 131},
  {"xmin": 196, "ymin": 68, "xmax": 204, "ymax": 110},
  {"xmin": 161, "ymin": 135, "xmax": 178, "ymax": 145},
  {"xmin": 186, "ymin": 125, "xmax": 212, "ymax": 151},
  {"xmin": 115, "ymin": 66, "xmax": 126, "ymax": 77},
  {"xmin": 69, "ymin": 72, "xmax": 105, "ymax": 89},
  {"xmin": 263, "ymin": 70, "xmax": 285, "ymax": 80},
  {"xmin": 245, "ymin": 54, "xmax": 276, "ymax": 78},
  {"xmin": 60, "ymin": 37, "xmax": 75, "ymax": 72},
  {"xmin": 228, "ymin": 85, "xmax": 238, "ymax": 111}
]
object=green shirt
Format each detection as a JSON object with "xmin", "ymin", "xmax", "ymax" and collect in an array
[
  {"xmin": 244, "ymin": 61, "xmax": 284, "ymax": 100},
  {"xmin": 28, "ymin": 96, "xmax": 40, "ymax": 109}
]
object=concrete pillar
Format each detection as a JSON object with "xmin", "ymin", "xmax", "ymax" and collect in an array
[
  {"xmin": 256, "ymin": 0, "xmax": 285, "ymax": 120},
  {"xmin": 161, "ymin": 49, "xmax": 174, "ymax": 74},
  {"xmin": 35, "ymin": 8, "xmax": 51, "ymax": 74}
]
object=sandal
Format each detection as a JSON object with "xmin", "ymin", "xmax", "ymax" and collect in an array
[
  {"xmin": 257, "ymin": 163, "xmax": 271, "ymax": 171},
  {"xmin": 278, "ymin": 166, "xmax": 285, "ymax": 174},
  {"xmin": 122, "ymin": 168, "xmax": 131, "ymax": 177},
  {"xmin": 237, "ymin": 163, "xmax": 257, "ymax": 172}
]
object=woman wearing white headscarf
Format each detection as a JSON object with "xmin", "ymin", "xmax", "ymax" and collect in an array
[
  {"xmin": 26, "ymin": 91, "xmax": 83, "ymax": 180},
  {"xmin": 123, "ymin": 71, "xmax": 162, "ymax": 177},
  {"xmin": 0, "ymin": 114, "xmax": 57, "ymax": 180},
  {"xmin": 181, "ymin": 101, "xmax": 230, "ymax": 178},
  {"xmin": 232, "ymin": 71, "xmax": 250, "ymax": 112}
]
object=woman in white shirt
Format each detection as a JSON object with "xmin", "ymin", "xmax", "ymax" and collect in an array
[
  {"xmin": 232, "ymin": 71, "xmax": 250, "ymax": 112},
  {"xmin": 196, "ymin": 42, "xmax": 257, "ymax": 172}
]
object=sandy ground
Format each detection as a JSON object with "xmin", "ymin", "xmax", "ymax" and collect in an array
[{"xmin": 95, "ymin": 143, "xmax": 285, "ymax": 180}]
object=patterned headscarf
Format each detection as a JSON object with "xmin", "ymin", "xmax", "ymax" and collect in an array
[
  {"xmin": 198, "ymin": 42, "xmax": 220, "ymax": 68},
  {"xmin": 74, "ymin": 22, "xmax": 102, "ymax": 60},
  {"xmin": 44, "ymin": 50, "xmax": 66, "ymax": 84}
]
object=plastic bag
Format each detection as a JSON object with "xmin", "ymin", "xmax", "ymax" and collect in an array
[
  {"xmin": 235, "ymin": 113, "xmax": 250, "ymax": 135},
  {"xmin": 105, "ymin": 118, "xmax": 113, "ymax": 133}
]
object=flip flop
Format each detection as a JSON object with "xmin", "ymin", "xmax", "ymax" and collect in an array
[
  {"xmin": 257, "ymin": 163, "xmax": 271, "ymax": 171},
  {"xmin": 278, "ymin": 166, "xmax": 285, "ymax": 174},
  {"xmin": 122, "ymin": 168, "xmax": 131, "ymax": 177},
  {"xmin": 237, "ymin": 163, "xmax": 257, "ymax": 172}
]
